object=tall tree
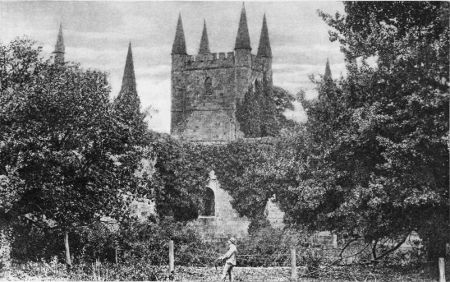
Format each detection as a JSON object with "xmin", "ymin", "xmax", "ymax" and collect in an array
[
  {"xmin": 237, "ymin": 80, "xmax": 291, "ymax": 138},
  {"xmin": 260, "ymin": 77, "xmax": 280, "ymax": 137},
  {"xmin": 236, "ymin": 83, "xmax": 262, "ymax": 137},
  {"xmin": 0, "ymin": 39, "xmax": 146, "ymax": 271},
  {"xmin": 280, "ymin": 2, "xmax": 449, "ymax": 261}
]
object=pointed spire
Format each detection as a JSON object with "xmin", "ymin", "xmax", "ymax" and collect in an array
[
  {"xmin": 115, "ymin": 42, "xmax": 146, "ymax": 144},
  {"xmin": 198, "ymin": 19, "xmax": 210, "ymax": 54},
  {"xmin": 120, "ymin": 42, "xmax": 137, "ymax": 95},
  {"xmin": 257, "ymin": 14, "xmax": 272, "ymax": 58},
  {"xmin": 324, "ymin": 58, "xmax": 332, "ymax": 80},
  {"xmin": 234, "ymin": 3, "xmax": 251, "ymax": 50},
  {"xmin": 53, "ymin": 23, "xmax": 65, "ymax": 64},
  {"xmin": 172, "ymin": 14, "xmax": 187, "ymax": 55}
]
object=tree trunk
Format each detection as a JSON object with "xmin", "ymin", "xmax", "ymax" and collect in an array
[
  {"xmin": 64, "ymin": 231, "xmax": 72, "ymax": 270},
  {"xmin": 0, "ymin": 221, "xmax": 12, "ymax": 278}
]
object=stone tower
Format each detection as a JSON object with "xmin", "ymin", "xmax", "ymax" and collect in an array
[
  {"xmin": 170, "ymin": 5, "xmax": 273, "ymax": 142},
  {"xmin": 53, "ymin": 23, "xmax": 65, "ymax": 64}
]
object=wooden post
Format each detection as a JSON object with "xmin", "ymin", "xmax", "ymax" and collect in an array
[
  {"xmin": 96, "ymin": 258, "xmax": 100, "ymax": 280},
  {"xmin": 290, "ymin": 247, "xmax": 297, "ymax": 281},
  {"xmin": 64, "ymin": 231, "xmax": 72, "ymax": 270},
  {"xmin": 439, "ymin": 257, "xmax": 446, "ymax": 282},
  {"xmin": 0, "ymin": 226, "xmax": 12, "ymax": 278},
  {"xmin": 169, "ymin": 240, "xmax": 174, "ymax": 280}
]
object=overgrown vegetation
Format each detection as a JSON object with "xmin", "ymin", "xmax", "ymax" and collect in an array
[
  {"xmin": 236, "ymin": 77, "xmax": 294, "ymax": 137},
  {"xmin": 6, "ymin": 221, "xmax": 445, "ymax": 281},
  {"xmin": 277, "ymin": 1, "xmax": 449, "ymax": 262},
  {"xmin": 0, "ymin": 38, "xmax": 151, "ymax": 270},
  {"xmin": 1, "ymin": 1, "xmax": 448, "ymax": 280}
]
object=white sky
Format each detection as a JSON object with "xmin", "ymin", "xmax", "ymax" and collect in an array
[{"xmin": 0, "ymin": 1, "xmax": 345, "ymax": 133}]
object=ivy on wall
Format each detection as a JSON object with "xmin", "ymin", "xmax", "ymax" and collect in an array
[
  {"xmin": 151, "ymin": 82, "xmax": 298, "ymax": 222},
  {"xmin": 151, "ymin": 133, "xmax": 302, "ymax": 222}
]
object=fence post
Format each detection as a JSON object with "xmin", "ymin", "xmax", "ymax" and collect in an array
[
  {"xmin": 92, "ymin": 262, "xmax": 96, "ymax": 281},
  {"xmin": 169, "ymin": 240, "xmax": 175, "ymax": 280},
  {"xmin": 64, "ymin": 231, "xmax": 72, "ymax": 270},
  {"xmin": 439, "ymin": 257, "xmax": 446, "ymax": 282},
  {"xmin": 290, "ymin": 247, "xmax": 297, "ymax": 281}
]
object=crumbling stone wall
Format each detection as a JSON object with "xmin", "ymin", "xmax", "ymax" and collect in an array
[
  {"xmin": 137, "ymin": 169, "xmax": 284, "ymax": 239},
  {"xmin": 189, "ymin": 170, "xmax": 250, "ymax": 239}
]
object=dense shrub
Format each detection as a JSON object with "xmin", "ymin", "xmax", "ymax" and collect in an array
[
  {"xmin": 75, "ymin": 221, "xmax": 118, "ymax": 263},
  {"xmin": 11, "ymin": 219, "xmax": 63, "ymax": 262},
  {"xmin": 11, "ymin": 219, "xmax": 118, "ymax": 264},
  {"xmin": 238, "ymin": 227, "xmax": 309, "ymax": 267},
  {"xmin": 118, "ymin": 217, "xmax": 220, "ymax": 267}
]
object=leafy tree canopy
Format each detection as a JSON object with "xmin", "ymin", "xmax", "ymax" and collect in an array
[
  {"xmin": 0, "ymin": 38, "xmax": 149, "ymax": 233},
  {"xmin": 278, "ymin": 2, "xmax": 449, "ymax": 260}
]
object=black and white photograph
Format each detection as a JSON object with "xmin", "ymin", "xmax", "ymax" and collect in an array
[{"xmin": 0, "ymin": 1, "xmax": 448, "ymax": 281}]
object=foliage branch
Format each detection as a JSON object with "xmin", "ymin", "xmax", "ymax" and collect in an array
[{"xmin": 276, "ymin": 1, "xmax": 449, "ymax": 261}]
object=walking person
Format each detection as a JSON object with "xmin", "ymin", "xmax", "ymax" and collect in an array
[{"xmin": 218, "ymin": 237, "xmax": 237, "ymax": 282}]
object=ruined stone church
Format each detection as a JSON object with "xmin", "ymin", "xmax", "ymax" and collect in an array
[
  {"xmin": 170, "ymin": 5, "xmax": 273, "ymax": 142},
  {"xmin": 50, "ymin": 5, "xmax": 285, "ymax": 239}
]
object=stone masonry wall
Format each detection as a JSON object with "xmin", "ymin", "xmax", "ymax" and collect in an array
[
  {"xmin": 132, "ymin": 169, "xmax": 284, "ymax": 240},
  {"xmin": 171, "ymin": 58, "xmax": 240, "ymax": 142},
  {"xmin": 171, "ymin": 50, "xmax": 270, "ymax": 142},
  {"xmin": 189, "ymin": 171, "xmax": 250, "ymax": 240}
]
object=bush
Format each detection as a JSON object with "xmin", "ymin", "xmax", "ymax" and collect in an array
[
  {"xmin": 118, "ymin": 217, "xmax": 219, "ymax": 267},
  {"xmin": 11, "ymin": 218, "xmax": 118, "ymax": 264},
  {"xmin": 11, "ymin": 219, "xmax": 63, "ymax": 263},
  {"xmin": 302, "ymin": 248, "xmax": 324, "ymax": 278},
  {"xmin": 11, "ymin": 216, "xmax": 220, "ymax": 268},
  {"xmin": 238, "ymin": 226, "xmax": 311, "ymax": 267},
  {"xmin": 76, "ymin": 221, "xmax": 118, "ymax": 263}
]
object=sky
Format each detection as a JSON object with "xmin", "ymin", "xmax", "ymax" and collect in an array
[{"xmin": 0, "ymin": 1, "xmax": 345, "ymax": 133}]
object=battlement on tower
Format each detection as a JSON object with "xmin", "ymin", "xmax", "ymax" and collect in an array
[
  {"xmin": 172, "ymin": 52, "xmax": 271, "ymax": 72},
  {"xmin": 173, "ymin": 52, "xmax": 236, "ymax": 71},
  {"xmin": 186, "ymin": 52, "xmax": 235, "ymax": 70}
]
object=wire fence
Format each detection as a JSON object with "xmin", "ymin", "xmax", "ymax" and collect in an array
[
  {"xmin": 160, "ymin": 236, "xmax": 435, "ymax": 269},
  {"xmin": 11, "ymin": 241, "xmax": 447, "ymax": 282}
]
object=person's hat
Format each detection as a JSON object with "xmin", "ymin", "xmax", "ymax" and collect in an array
[{"xmin": 228, "ymin": 237, "xmax": 236, "ymax": 244}]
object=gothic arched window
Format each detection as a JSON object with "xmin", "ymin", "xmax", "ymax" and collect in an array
[
  {"xmin": 205, "ymin": 77, "xmax": 213, "ymax": 96},
  {"xmin": 202, "ymin": 188, "xmax": 215, "ymax": 216}
]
